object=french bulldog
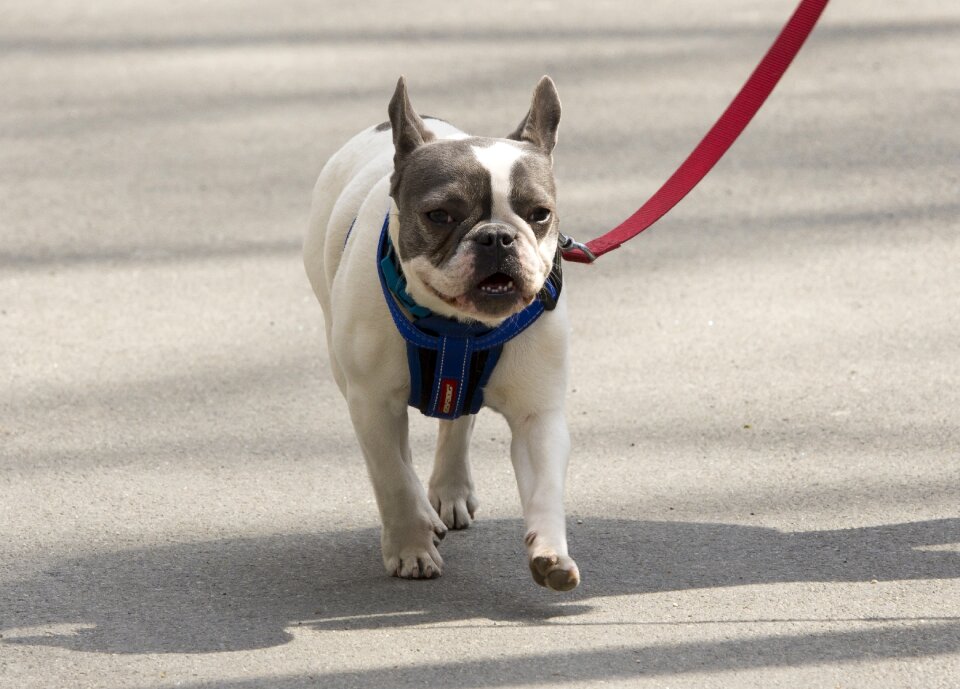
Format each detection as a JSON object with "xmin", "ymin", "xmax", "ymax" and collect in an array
[{"xmin": 303, "ymin": 76, "xmax": 579, "ymax": 591}]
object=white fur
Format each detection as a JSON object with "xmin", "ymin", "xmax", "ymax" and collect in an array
[
  {"xmin": 471, "ymin": 141, "xmax": 525, "ymax": 222},
  {"xmin": 303, "ymin": 120, "xmax": 578, "ymax": 589}
]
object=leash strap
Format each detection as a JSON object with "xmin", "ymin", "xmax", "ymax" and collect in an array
[{"xmin": 562, "ymin": 0, "xmax": 830, "ymax": 263}]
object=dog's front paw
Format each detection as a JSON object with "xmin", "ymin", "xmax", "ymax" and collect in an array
[
  {"xmin": 428, "ymin": 481, "xmax": 479, "ymax": 530},
  {"xmin": 382, "ymin": 516, "xmax": 447, "ymax": 579}
]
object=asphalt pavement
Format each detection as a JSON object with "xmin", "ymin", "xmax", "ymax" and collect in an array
[{"xmin": 2, "ymin": 1, "xmax": 958, "ymax": 687}]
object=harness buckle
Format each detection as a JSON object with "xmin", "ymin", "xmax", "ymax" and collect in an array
[{"xmin": 558, "ymin": 232, "xmax": 597, "ymax": 263}]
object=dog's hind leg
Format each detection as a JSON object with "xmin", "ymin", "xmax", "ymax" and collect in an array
[{"xmin": 428, "ymin": 416, "xmax": 479, "ymax": 530}]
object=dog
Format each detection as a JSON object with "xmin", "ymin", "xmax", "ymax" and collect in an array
[{"xmin": 303, "ymin": 76, "xmax": 579, "ymax": 591}]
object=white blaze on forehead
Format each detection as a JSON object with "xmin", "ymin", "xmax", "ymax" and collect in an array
[
  {"xmin": 471, "ymin": 141, "xmax": 525, "ymax": 222},
  {"xmin": 470, "ymin": 139, "xmax": 553, "ymax": 280}
]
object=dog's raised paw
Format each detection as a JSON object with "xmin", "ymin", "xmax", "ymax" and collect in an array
[{"xmin": 529, "ymin": 553, "xmax": 580, "ymax": 592}]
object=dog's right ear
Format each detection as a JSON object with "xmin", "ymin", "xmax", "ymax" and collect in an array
[{"xmin": 388, "ymin": 77, "xmax": 433, "ymax": 197}]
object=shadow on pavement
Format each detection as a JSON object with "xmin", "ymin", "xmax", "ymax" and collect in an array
[
  {"xmin": 129, "ymin": 621, "xmax": 960, "ymax": 688},
  {"xmin": 2, "ymin": 517, "xmax": 957, "ymax": 656}
]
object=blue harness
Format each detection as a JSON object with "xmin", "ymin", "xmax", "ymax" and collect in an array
[{"xmin": 370, "ymin": 213, "xmax": 562, "ymax": 419}]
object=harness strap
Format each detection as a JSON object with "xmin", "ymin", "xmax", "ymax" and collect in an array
[{"xmin": 376, "ymin": 217, "xmax": 438, "ymax": 350}]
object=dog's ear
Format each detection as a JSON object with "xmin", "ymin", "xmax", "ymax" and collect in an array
[
  {"xmin": 507, "ymin": 76, "xmax": 561, "ymax": 156},
  {"xmin": 388, "ymin": 77, "xmax": 434, "ymax": 196}
]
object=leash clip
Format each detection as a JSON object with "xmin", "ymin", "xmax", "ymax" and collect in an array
[{"xmin": 558, "ymin": 232, "xmax": 597, "ymax": 263}]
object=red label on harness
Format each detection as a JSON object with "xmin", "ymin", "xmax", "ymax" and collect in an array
[{"xmin": 439, "ymin": 379, "xmax": 458, "ymax": 415}]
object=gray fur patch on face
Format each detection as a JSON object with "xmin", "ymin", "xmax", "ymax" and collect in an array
[
  {"xmin": 392, "ymin": 138, "xmax": 493, "ymax": 265},
  {"xmin": 509, "ymin": 151, "xmax": 558, "ymax": 240}
]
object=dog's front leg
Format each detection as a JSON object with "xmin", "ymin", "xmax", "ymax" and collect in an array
[
  {"xmin": 347, "ymin": 392, "xmax": 448, "ymax": 579},
  {"xmin": 508, "ymin": 408, "xmax": 580, "ymax": 591}
]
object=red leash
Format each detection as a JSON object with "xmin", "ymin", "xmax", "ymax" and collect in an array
[{"xmin": 561, "ymin": 0, "xmax": 830, "ymax": 263}]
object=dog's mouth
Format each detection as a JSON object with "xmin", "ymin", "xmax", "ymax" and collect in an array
[
  {"xmin": 466, "ymin": 269, "xmax": 537, "ymax": 319},
  {"xmin": 419, "ymin": 268, "xmax": 536, "ymax": 321},
  {"xmin": 427, "ymin": 271, "xmax": 524, "ymax": 302},
  {"xmin": 476, "ymin": 272, "xmax": 516, "ymax": 296}
]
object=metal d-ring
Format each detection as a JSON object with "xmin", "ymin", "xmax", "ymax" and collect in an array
[{"xmin": 558, "ymin": 232, "xmax": 597, "ymax": 263}]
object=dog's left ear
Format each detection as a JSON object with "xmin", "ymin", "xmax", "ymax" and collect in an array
[
  {"xmin": 388, "ymin": 77, "xmax": 434, "ymax": 197},
  {"xmin": 507, "ymin": 76, "xmax": 561, "ymax": 156}
]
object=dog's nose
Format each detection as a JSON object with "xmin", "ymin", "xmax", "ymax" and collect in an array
[{"xmin": 472, "ymin": 225, "xmax": 516, "ymax": 249}]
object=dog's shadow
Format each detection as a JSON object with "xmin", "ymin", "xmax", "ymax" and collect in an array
[{"xmin": 2, "ymin": 517, "xmax": 957, "ymax": 654}]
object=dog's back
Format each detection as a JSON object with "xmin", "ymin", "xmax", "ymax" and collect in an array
[{"xmin": 302, "ymin": 124, "xmax": 391, "ymax": 316}]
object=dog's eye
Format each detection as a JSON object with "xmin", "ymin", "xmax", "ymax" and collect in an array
[
  {"xmin": 425, "ymin": 209, "xmax": 456, "ymax": 225},
  {"xmin": 528, "ymin": 207, "xmax": 552, "ymax": 223}
]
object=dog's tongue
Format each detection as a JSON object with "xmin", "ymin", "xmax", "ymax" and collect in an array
[{"xmin": 478, "ymin": 272, "xmax": 515, "ymax": 295}]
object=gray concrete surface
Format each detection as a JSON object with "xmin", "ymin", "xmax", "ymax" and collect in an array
[{"xmin": 2, "ymin": 0, "xmax": 958, "ymax": 687}]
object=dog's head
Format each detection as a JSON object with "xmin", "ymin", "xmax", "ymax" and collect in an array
[{"xmin": 387, "ymin": 76, "xmax": 562, "ymax": 326}]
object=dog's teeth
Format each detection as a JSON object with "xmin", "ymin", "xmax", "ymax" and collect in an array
[{"xmin": 480, "ymin": 279, "xmax": 514, "ymax": 295}]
